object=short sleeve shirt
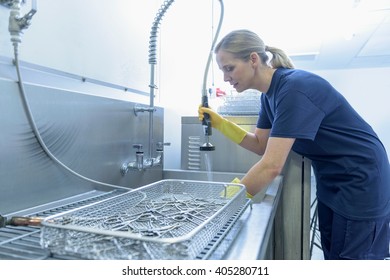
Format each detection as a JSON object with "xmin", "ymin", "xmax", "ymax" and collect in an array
[{"xmin": 257, "ymin": 68, "xmax": 390, "ymax": 219}]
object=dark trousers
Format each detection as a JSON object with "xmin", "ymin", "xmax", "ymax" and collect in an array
[{"xmin": 317, "ymin": 200, "xmax": 390, "ymax": 260}]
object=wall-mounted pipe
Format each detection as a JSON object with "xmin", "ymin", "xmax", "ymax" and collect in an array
[{"xmin": 134, "ymin": 0, "xmax": 175, "ymax": 159}]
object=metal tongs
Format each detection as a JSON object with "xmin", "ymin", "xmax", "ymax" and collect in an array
[{"xmin": 0, "ymin": 214, "xmax": 43, "ymax": 228}]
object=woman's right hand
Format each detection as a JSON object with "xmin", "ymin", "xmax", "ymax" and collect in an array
[
  {"xmin": 198, "ymin": 105, "xmax": 224, "ymax": 130},
  {"xmin": 198, "ymin": 105, "xmax": 247, "ymax": 144}
]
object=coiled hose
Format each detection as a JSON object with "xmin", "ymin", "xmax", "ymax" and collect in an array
[{"xmin": 149, "ymin": 0, "xmax": 175, "ymax": 65}]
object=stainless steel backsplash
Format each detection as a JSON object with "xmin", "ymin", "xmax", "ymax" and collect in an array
[{"xmin": 0, "ymin": 79, "xmax": 164, "ymax": 214}]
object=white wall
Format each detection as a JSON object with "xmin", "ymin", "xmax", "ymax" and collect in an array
[
  {"xmin": 0, "ymin": 0, "xmax": 161, "ymax": 93},
  {"xmin": 314, "ymin": 68, "xmax": 390, "ymax": 156}
]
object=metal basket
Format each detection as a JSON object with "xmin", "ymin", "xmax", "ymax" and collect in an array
[
  {"xmin": 217, "ymin": 90, "xmax": 261, "ymax": 116},
  {"xmin": 40, "ymin": 179, "xmax": 247, "ymax": 259}
]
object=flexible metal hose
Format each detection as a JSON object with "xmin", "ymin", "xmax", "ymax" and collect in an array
[
  {"xmin": 199, "ymin": 0, "xmax": 224, "ymax": 150},
  {"xmin": 12, "ymin": 41, "xmax": 128, "ymax": 190},
  {"xmin": 202, "ymin": 0, "xmax": 224, "ymax": 98},
  {"xmin": 149, "ymin": 0, "xmax": 175, "ymax": 65}
]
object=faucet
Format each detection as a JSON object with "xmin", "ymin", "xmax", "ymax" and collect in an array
[
  {"xmin": 8, "ymin": 0, "xmax": 37, "ymax": 44},
  {"xmin": 121, "ymin": 142, "xmax": 170, "ymax": 174},
  {"xmin": 153, "ymin": 141, "xmax": 170, "ymax": 165},
  {"xmin": 121, "ymin": 144, "xmax": 144, "ymax": 173}
]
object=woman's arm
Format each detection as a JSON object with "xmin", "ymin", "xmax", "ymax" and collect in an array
[
  {"xmin": 242, "ymin": 137, "xmax": 295, "ymax": 196},
  {"xmin": 239, "ymin": 127, "xmax": 270, "ymax": 156}
]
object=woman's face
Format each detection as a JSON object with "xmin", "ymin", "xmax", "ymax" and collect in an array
[{"xmin": 216, "ymin": 50, "xmax": 255, "ymax": 92}]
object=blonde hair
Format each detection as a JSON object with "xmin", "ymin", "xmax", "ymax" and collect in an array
[{"xmin": 214, "ymin": 29, "xmax": 295, "ymax": 69}]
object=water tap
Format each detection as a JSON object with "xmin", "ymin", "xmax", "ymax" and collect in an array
[
  {"xmin": 8, "ymin": 0, "xmax": 37, "ymax": 44},
  {"xmin": 133, "ymin": 144, "xmax": 144, "ymax": 170},
  {"xmin": 121, "ymin": 142, "xmax": 170, "ymax": 175},
  {"xmin": 121, "ymin": 144, "xmax": 144, "ymax": 174}
]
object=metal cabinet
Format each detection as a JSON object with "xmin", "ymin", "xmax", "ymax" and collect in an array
[{"xmin": 181, "ymin": 116, "xmax": 260, "ymax": 173}]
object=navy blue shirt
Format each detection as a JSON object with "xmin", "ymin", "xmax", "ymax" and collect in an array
[{"xmin": 257, "ymin": 68, "xmax": 390, "ymax": 220}]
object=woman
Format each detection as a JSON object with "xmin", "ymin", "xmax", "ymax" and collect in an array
[{"xmin": 198, "ymin": 29, "xmax": 390, "ymax": 260}]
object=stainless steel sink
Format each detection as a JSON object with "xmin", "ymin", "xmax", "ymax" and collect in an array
[
  {"xmin": 163, "ymin": 169, "xmax": 268, "ymax": 203},
  {"xmin": 163, "ymin": 169, "xmax": 244, "ymax": 182}
]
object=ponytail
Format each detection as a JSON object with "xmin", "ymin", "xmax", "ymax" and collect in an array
[{"xmin": 265, "ymin": 46, "xmax": 295, "ymax": 69}]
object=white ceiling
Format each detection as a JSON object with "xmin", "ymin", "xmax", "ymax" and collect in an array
[
  {"xmin": 222, "ymin": 0, "xmax": 390, "ymax": 70},
  {"xmin": 286, "ymin": 0, "xmax": 390, "ymax": 69}
]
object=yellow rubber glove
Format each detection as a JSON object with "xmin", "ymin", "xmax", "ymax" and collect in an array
[
  {"xmin": 198, "ymin": 106, "xmax": 247, "ymax": 144},
  {"xmin": 221, "ymin": 177, "xmax": 253, "ymax": 199}
]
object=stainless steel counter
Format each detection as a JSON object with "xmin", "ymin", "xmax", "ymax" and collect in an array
[{"xmin": 223, "ymin": 176, "xmax": 282, "ymax": 259}]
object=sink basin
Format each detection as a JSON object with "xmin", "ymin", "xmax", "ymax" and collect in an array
[
  {"xmin": 163, "ymin": 169, "xmax": 268, "ymax": 203},
  {"xmin": 163, "ymin": 169, "xmax": 244, "ymax": 182}
]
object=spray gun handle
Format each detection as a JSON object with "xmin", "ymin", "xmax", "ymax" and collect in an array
[
  {"xmin": 201, "ymin": 95, "xmax": 212, "ymax": 136},
  {"xmin": 201, "ymin": 95, "xmax": 210, "ymax": 120}
]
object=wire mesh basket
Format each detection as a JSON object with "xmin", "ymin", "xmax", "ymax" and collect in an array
[
  {"xmin": 40, "ymin": 179, "xmax": 247, "ymax": 259},
  {"xmin": 217, "ymin": 89, "xmax": 261, "ymax": 116}
]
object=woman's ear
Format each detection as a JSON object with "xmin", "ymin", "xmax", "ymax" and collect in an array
[{"xmin": 249, "ymin": 52, "xmax": 260, "ymax": 67}]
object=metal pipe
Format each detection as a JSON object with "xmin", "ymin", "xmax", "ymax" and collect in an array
[
  {"xmin": 145, "ymin": 0, "xmax": 175, "ymax": 158},
  {"xmin": 148, "ymin": 64, "xmax": 156, "ymax": 157}
]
